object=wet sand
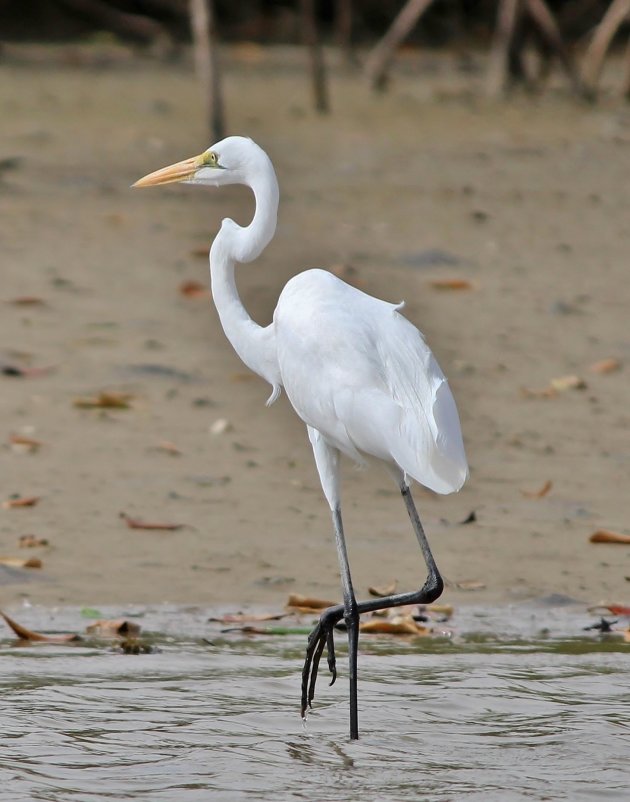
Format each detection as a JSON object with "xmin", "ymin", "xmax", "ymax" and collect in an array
[{"xmin": 1, "ymin": 46, "xmax": 629, "ymax": 609}]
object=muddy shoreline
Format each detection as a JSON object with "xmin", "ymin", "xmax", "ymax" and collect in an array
[{"xmin": 1, "ymin": 46, "xmax": 629, "ymax": 610}]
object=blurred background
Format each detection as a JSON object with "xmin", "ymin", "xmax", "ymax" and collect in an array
[{"xmin": 1, "ymin": 1, "xmax": 629, "ymax": 610}]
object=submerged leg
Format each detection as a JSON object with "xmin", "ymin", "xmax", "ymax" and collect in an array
[{"xmin": 301, "ymin": 473, "xmax": 443, "ymax": 731}]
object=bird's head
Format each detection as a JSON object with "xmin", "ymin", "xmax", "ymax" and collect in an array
[{"xmin": 133, "ymin": 136, "xmax": 269, "ymax": 189}]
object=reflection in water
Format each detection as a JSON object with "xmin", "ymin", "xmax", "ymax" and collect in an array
[{"xmin": 0, "ymin": 605, "xmax": 628, "ymax": 801}]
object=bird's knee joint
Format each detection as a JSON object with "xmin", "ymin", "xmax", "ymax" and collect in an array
[{"xmin": 425, "ymin": 573, "xmax": 444, "ymax": 602}]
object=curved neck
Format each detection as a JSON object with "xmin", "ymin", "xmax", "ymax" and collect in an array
[{"xmin": 208, "ymin": 165, "xmax": 281, "ymax": 399}]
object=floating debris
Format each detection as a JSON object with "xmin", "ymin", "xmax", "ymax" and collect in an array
[
  {"xmin": 0, "ymin": 610, "xmax": 80, "ymax": 643},
  {"xmin": 86, "ymin": 619, "xmax": 141, "ymax": 638}
]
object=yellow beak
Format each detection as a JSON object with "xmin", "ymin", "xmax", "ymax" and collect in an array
[{"xmin": 132, "ymin": 155, "xmax": 202, "ymax": 188}]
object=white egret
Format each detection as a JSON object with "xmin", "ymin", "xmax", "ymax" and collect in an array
[{"xmin": 134, "ymin": 136, "xmax": 468, "ymax": 740}]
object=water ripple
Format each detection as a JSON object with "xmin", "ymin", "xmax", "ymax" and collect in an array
[{"xmin": 0, "ymin": 605, "xmax": 628, "ymax": 801}]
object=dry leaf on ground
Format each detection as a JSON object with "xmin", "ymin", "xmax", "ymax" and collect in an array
[
  {"xmin": 286, "ymin": 593, "xmax": 336, "ymax": 613},
  {"xmin": 550, "ymin": 375, "xmax": 587, "ymax": 392},
  {"xmin": 522, "ymin": 375, "xmax": 587, "ymax": 399},
  {"xmin": 6, "ymin": 296, "xmax": 47, "ymax": 306},
  {"xmin": 120, "ymin": 512, "xmax": 184, "ymax": 531},
  {"xmin": 0, "ymin": 556, "xmax": 42, "ymax": 568},
  {"xmin": 590, "ymin": 530, "xmax": 630, "ymax": 545},
  {"xmin": 368, "ymin": 580, "xmax": 397, "ymax": 598},
  {"xmin": 429, "ymin": 278, "xmax": 473, "ymax": 291},
  {"xmin": 74, "ymin": 392, "xmax": 133, "ymax": 410},
  {"xmin": 18, "ymin": 535, "xmax": 49, "ymax": 548},
  {"xmin": 0, "ymin": 610, "xmax": 80, "ymax": 642},
  {"xmin": 2, "ymin": 495, "xmax": 40, "ymax": 509},
  {"xmin": 85, "ymin": 619, "xmax": 141, "ymax": 637},
  {"xmin": 179, "ymin": 279, "xmax": 210, "ymax": 299},
  {"xmin": 522, "ymin": 480, "xmax": 553, "ymax": 499},
  {"xmin": 154, "ymin": 440, "xmax": 182, "ymax": 456},
  {"xmin": 9, "ymin": 433, "xmax": 43, "ymax": 453},
  {"xmin": 590, "ymin": 358, "xmax": 621, "ymax": 374},
  {"xmin": 360, "ymin": 616, "xmax": 429, "ymax": 636}
]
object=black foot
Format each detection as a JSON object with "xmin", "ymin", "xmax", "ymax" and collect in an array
[{"xmin": 300, "ymin": 605, "xmax": 344, "ymax": 718}]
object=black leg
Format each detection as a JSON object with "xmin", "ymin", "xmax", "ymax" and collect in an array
[{"xmin": 301, "ymin": 481, "xmax": 443, "ymax": 733}]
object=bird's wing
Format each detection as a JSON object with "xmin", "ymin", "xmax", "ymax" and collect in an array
[
  {"xmin": 275, "ymin": 270, "xmax": 467, "ymax": 494},
  {"xmin": 373, "ymin": 308, "xmax": 468, "ymax": 493},
  {"xmin": 327, "ymin": 302, "xmax": 467, "ymax": 494}
]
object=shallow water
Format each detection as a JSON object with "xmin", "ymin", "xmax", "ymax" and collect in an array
[{"xmin": 0, "ymin": 604, "xmax": 628, "ymax": 801}]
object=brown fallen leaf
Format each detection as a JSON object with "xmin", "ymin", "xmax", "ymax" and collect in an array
[
  {"xmin": 85, "ymin": 619, "xmax": 141, "ymax": 638},
  {"xmin": 522, "ymin": 479, "xmax": 553, "ymax": 499},
  {"xmin": 590, "ymin": 530, "xmax": 630, "ymax": 545},
  {"xmin": 286, "ymin": 593, "xmax": 337, "ymax": 613},
  {"xmin": 0, "ymin": 556, "xmax": 42, "ymax": 568},
  {"xmin": 2, "ymin": 495, "xmax": 40, "ymax": 509},
  {"xmin": 368, "ymin": 580, "xmax": 397, "ymax": 598},
  {"xmin": 179, "ymin": 279, "xmax": 210, "ymax": 299},
  {"xmin": 74, "ymin": 392, "xmax": 133, "ymax": 410},
  {"xmin": 590, "ymin": 358, "xmax": 621, "ymax": 374},
  {"xmin": 9, "ymin": 433, "xmax": 43, "ymax": 453},
  {"xmin": 7, "ymin": 296, "xmax": 46, "ymax": 307},
  {"xmin": 429, "ymin": 278, "xmax": 473, "ymax": 291},
  {"xmin": 154, "ymin": 440, "xmax": 182, "ymax": 456},
  {"xmin": 454, "ymin": 580, "xmax": 486, "ymax": 591},
  {"xmin": 120, "ymin": 512, "xmax": 184, "ymax": 531},
  {"xmin": 18, "ymin": 535, "xmax": 49, "ymax": 548},
  {"xmin": 0, "ymin": 610, "xmax": 80, "ymax": 643},
  {"xmin": 360, "ymin": 616, "xmax": 429, "ymax": 636},
  {"xmin": 208, "ymin": 612, "xmax": 287, "ymax": 624}
]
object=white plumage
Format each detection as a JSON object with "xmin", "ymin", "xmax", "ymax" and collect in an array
[
  {"xmin": 134, "ymin": 135, "xmax": 468, "ymax": 740},
  {"xmin": 274, "ymin": 268, "xmax": 467, "ymax": 495}
]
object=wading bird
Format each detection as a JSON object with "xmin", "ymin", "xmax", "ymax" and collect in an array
[{"xmin": 134, "ymin": 137, "xmax": 468, "ymax": 740}]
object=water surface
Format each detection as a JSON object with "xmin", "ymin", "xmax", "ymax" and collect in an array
[{"xmin": 0, "ymin": 604, "xmax": 628, "ymax": 801}]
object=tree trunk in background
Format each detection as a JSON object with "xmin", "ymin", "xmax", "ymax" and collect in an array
[
  {"xmin": 364, "ymin": 0, "xmax": 435, "ymax": 92},
  {"xmin": 582, "ymin": 0, "xmax": 630, "ymax": 97},
  {"xmin": 301, "ymin": 0, "xmax": 330, "ymax": 113},
  {"xmin": 190, "ymin": 0, "xmax": 224, "ymax": 141}
]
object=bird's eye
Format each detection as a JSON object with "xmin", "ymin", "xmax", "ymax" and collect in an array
[{"xmin": 205, "ymin": 151, "xmax": 218, "ymax": 166}]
